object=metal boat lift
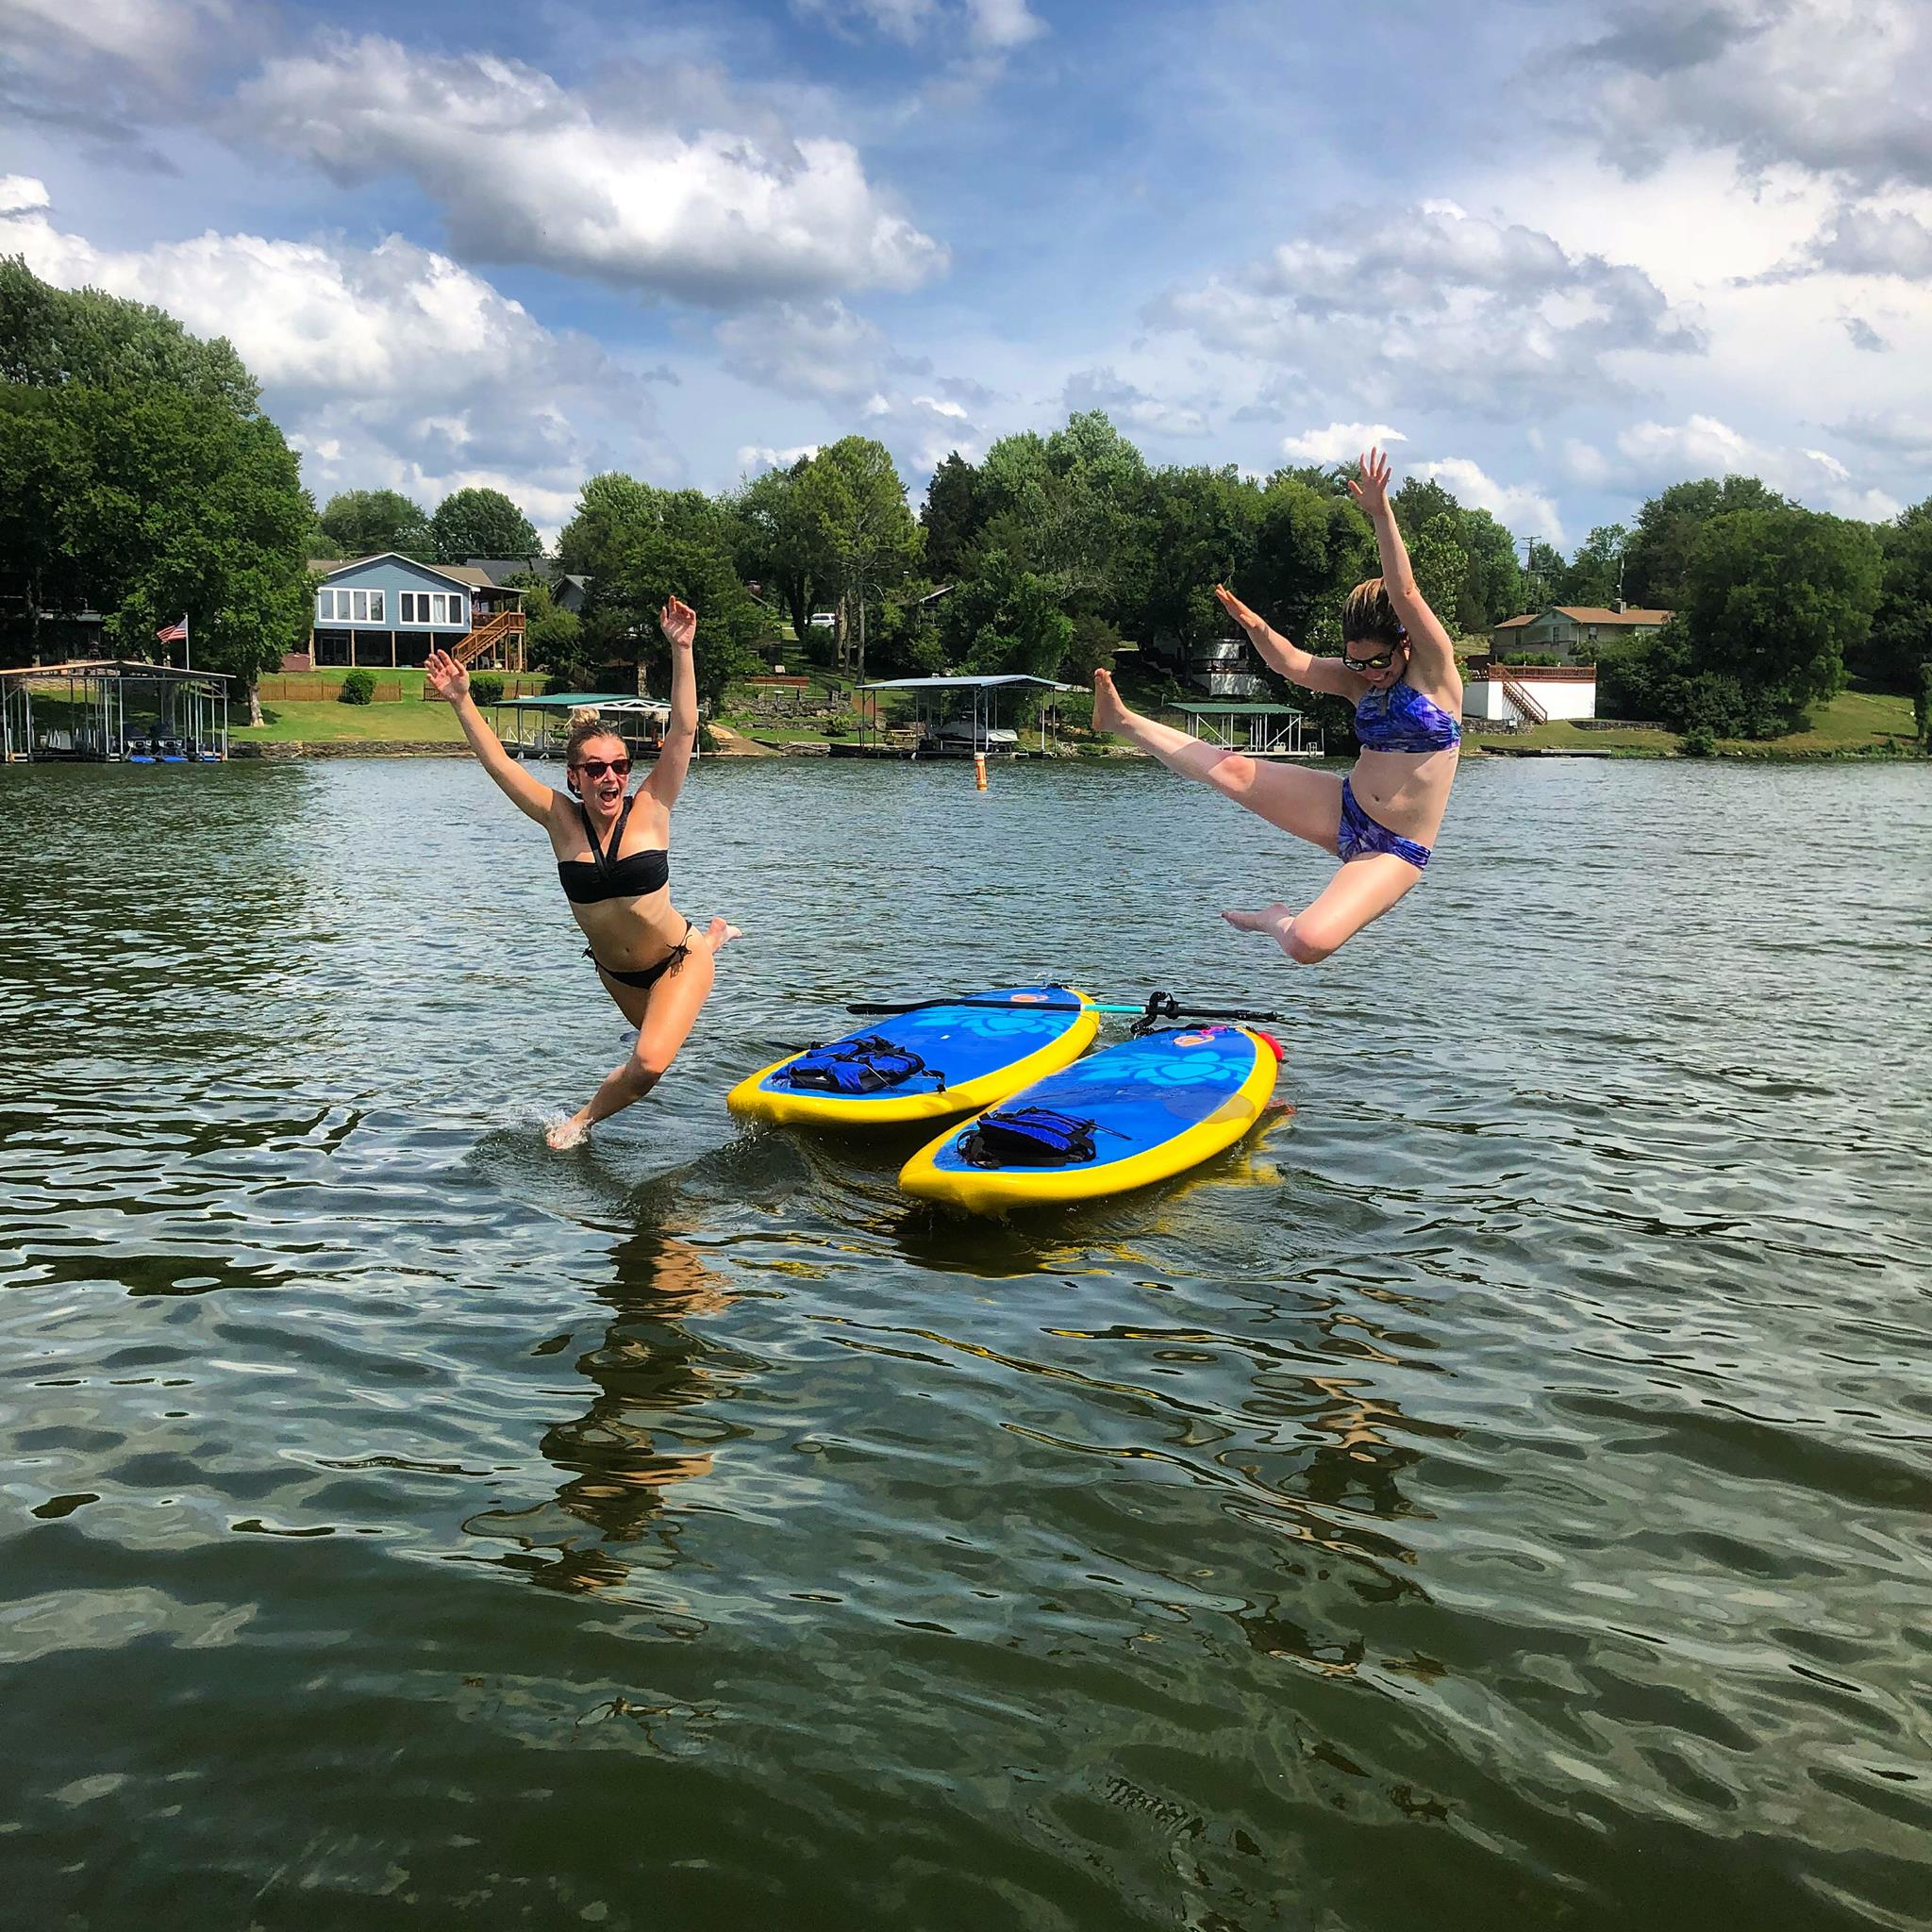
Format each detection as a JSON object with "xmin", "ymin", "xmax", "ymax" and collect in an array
[
  {"xmin": 486, "ymin": 691, "xmax": 679, "ymax": 762},
  {"xmin": 1174, "ymin": 698, "xmax": 1324, "ymax": 759},
  {"xmin": 0, "ymin": 660, "xmax": 231, "ymax": 762},
  {"xmin": 844, "ymin": 673, "xmax": 1074, "ymax": 758}
]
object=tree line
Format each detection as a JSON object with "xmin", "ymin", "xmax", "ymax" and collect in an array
[{"xmin": 3, "ymin": 257, "xmax": 1926, "ymax": 743}]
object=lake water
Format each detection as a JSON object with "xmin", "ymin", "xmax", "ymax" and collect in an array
[{"xmin": 2, "ymin": 754, "xmax": 1927, "ymax": 1930}]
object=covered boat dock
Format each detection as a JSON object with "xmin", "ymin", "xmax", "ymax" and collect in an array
[
  {"xmin": 1174, "ymin": 698, "xmax": 1324, "ymax": 759},
  {"xmin": 0, "ymin": 660, "xmax": 231, "ymax": 762},
  {"xmin": 486, "ymin": 691, "xmax": 678, "ymax": 762},
  {"xmin": 842, "ymin": 673, "xmax": 1074, "ymax": 759}
]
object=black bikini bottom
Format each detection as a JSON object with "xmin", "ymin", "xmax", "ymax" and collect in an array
[{"xmin": 586, "ymin": 921, "xmax": 693, "ymax": 991}]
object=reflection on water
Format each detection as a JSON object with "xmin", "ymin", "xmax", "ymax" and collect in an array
[
  {"xmin": 464, "ymin": 1221, "xmax": 751, "ymax": 1596},
  {"xmin": 2, "ymin": 757, "xmax": 1929, "ymax": 1932}
]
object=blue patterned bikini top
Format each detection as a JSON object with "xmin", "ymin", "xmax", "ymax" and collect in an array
[{"xmin": 1355, "ymin": 679, "xmax": 1461, "ymax": 753}]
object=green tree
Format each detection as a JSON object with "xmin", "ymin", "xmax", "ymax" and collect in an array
[
  {"xmin": 0, "ymin": 256, "xmax": 258, "ymax": 415},
  {"xmin": 941, "ymin": 550, "xmax": 1073, "ymax": 679},
  {"xmin": 919, "ymin": 451, "xmax": 989, "ymax": 583},
  {"xmin": 567, "ymin": 483, "xmax": 759, "ymax": 703},
  {"xmin": 1623, "ymin": 476, "xmax": 1787, "ymax": 609},
  {"xmin": 429, "ymin": 487, "xmax": 540, "ymax": 563},
  {"xmin": 1457, "ymin": 508, "xmax": 1523, "ymax": 630},
  {"xmin": 319, "ymin": 488, "xmax": 435, "ymax": 560},
  {"xmin": 1135, "ymin": 465, "xmax": 1262, "ymax": 650},
  {"xmin": 0, "ymin": 262, "xmax": 310, "ymax": 714},
  {"xmin": 1563, "ymin": 524, "xmax": 1628, "ymax": 608},
  {"xmin": 1855, "ymin": 500, "xmax": 1932, "ymax": 692},
  {"xmin": 1679, "ymin": 507, "xmax": 1884, "ymax": 731},
  {"xmin": 1410, "ymin": 521, "xmax": 1470, "ymax": 631},
  {"xmin": 1522, "ymin": 539, "xmax": 1566, "ymax": 612},
  {"xmin": 794, "ymin": 435, "xmax": 922, "ymax": 685},
  {"xmin": 728, "ymin": 459, "xmax": 824, "ymax": 648},
  {"xmin": 1241, "ymin": 473, "xmax": 1375, "ymax": 643}
]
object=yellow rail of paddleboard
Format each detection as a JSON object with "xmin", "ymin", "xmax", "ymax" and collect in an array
[{"xmin": 897, "ymin": 1026, "xmax": 1278, "ymax": 1211}]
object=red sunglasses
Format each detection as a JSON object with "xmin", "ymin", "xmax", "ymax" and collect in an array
[{"xmin": 570, "ymin": 757, "xmax": 632, "ymax": 778}]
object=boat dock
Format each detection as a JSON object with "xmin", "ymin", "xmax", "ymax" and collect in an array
[{"xmin": 1, "ymin": 660, "xmax": 231, "ymax": 762}]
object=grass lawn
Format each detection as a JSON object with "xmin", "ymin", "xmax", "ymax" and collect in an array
[
  {"xmin": 233, "ymin": 699, "xmax": 470, "ymax": 742},
  {"xmin": 1724, "ymin": 686, "xmax": 1917, "ymax": 753},
  {"xmin": 1481, "ymin": 720, "xmax": 1680, "ymax": 753}
]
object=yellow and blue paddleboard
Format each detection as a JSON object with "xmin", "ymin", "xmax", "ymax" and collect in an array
[
  {"xmin": 898, "ymin": 1024, "xmax": 1280, "ymax": 1212},
  {"xmin": 726, "ymin": 986, "xmax": 1101, "ymax": 1129}
]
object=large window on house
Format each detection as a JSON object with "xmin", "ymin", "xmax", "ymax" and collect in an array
[
  {"xmin": 317, "ymin": 587, "xmax": 384, "ymax": 623},
  {"xmin": 399, "ymin": 591, "xmax": 466, "ymax": 626}
]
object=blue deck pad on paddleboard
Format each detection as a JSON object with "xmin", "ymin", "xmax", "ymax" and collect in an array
[
  {"xmin": 899, "ymin": 1024, "xmax": 1279, "ymax": 1211},
  {"xmin": 725, "ymin": 986, "xmax": 1101, "ymax": 1127}
]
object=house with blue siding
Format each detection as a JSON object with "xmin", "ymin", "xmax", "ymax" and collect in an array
[{"xmin": 293, "ymin": 555, "xmax": 525, "ymax": 673}]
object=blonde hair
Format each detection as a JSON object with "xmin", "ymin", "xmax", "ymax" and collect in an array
[
  {"xmin": 1341, "ymin": 578, "xmax": 1407, "ymax": 649},
  {"xmin": 564, "ymin": 708, "xmax": 624, "ymax": 764}
]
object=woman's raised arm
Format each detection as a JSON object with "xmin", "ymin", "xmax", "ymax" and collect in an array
[
  {"xmin": 1212, "ymin": 585, "xmax": 1363, "ymax": 700},
  {"xmin": 425, "ymin": 647, "xmax": 556, "ymax": 824},
  {"xmin": 1348, "ymin": 449, "xmax": 1458, "ymax": 689},
  {"xmin": 643, "ymin": 597, "xmax": 700, "ymax": 809}
]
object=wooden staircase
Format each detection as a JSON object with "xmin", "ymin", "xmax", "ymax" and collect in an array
[
  {"xmin": 1495, "ymin": 665, "xmax": 1548, "ymax": 726},
  {"xmin": 453, "ymin": 609, "xmax": 525, "ymax": 670}
]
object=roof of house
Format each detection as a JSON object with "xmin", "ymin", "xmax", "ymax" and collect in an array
[
  {"xmin": 309, "ymin": 552, "xmax": 475, "ymax": 587},
  {"xmin": 1494, "ymin": 605, "xmax": 1672, "ymax": 629},
  {"xmin": 462, "ymin": 556, "xmax": 553, "ymax": 585}
]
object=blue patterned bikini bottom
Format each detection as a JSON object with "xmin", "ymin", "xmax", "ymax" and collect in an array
[{"xmin": 1337, "ymin": 776, "xmax": 1431, "ymax": 872}]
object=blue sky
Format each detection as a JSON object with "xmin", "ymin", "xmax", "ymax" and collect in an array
[{"xmin": 4, "ymin": 0, "xmax": 1927, "ymax": 549}]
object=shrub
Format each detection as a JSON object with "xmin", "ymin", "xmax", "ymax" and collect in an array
[
  {"xmin": 1681, "ymin": 725, "xmax": 1717, "ymax": 758},
  {"xmin": 544, "ymin": 671, "xmax": 577, "ymax": 697},
  {"xmin": 469, "ymin": 673, "xmax": 505, "ymax": 705},
  {"xmin": 340, "ymin": 668, "xmax": 375, "ymax": 706}
]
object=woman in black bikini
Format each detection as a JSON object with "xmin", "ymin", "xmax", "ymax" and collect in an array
[{"xmin": 426, "ymin": 596, "xmax": 739, "ymax": 1148}]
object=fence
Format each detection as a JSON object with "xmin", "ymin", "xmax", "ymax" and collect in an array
[{"xmin": 256, "ymin": 673, "xmax": 552, "ymax": 703}]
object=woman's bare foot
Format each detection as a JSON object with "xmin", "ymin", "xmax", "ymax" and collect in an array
[
  {"xmin": 703, "ymin": 917, "xmax": 742, "ymax": 953},
  {"xmin": 545, "ymin": 1110, "xmax": 591, "ymax": 1150},
  {"xmin": 1091, "ymin": 668, "xmax": 1129, "ymax": 735},
  {"xmin": 1223, "ymin": 902, "xmax": 1297, "ymax": 957}
]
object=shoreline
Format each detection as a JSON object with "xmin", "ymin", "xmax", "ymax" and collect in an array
[{"xmin": 219, "ymin": 736, "xmax": 1926, "ymax": 764}]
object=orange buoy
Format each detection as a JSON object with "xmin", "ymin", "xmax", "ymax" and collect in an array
[{"xmin": 974, "ymin": 750, "xmax": 988, "ymax": 791}]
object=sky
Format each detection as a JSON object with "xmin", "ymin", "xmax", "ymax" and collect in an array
[{"xmin": 3, "ymin": 0, "xmax": 1928, "ymax": 551}]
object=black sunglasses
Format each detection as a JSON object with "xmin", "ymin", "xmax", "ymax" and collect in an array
[
  {"xmin": 1343, "ymin": 647, "xmax": 1400, "ymax": 671},
  {"xmin": 570, "ymin": 757, "xmax": 632, "ymax": 778}
]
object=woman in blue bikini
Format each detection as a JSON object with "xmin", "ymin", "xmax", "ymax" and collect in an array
[{"xmin": 1090, "ymin": 447, "xmax": 1459, "ymax": 964}]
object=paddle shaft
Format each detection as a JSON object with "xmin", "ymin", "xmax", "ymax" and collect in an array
[{"xmin": 845, "ymin": 996, "xmax": 1282, "ymax": 1024}]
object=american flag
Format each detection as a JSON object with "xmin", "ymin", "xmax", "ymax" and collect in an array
[{"xmin": 156, "ymin": 616, "xmax": 189, "ymax": 643}]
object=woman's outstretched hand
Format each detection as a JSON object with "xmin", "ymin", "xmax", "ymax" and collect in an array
[
  {"xmin": 1213, "ymin": 584, "xmax": 1264, "ymax": 636},
  {"xmin": 660, "ymin": 596, "xmax": 697, "ymax": 651},
  {"xmin": 425, "ymin": 647, "xmax": 469, "ymax": 703},
  {"xmin": 1349, "ymin": 447, "xmax": 1394, "ymax": 520}
]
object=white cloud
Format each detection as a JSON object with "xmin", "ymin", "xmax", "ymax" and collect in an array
[
  {"xmin": 737, "ymin": 443, "xmax": 821, "ymax": 475},
  {"xmin": 1553, "ymin": 0, "xmax": 1932, "ymax": 190},
  {"xmin": 963, "ymin": 0, "xmax": 1045, "ymax": 50},
  {"xmin": 1, "ymin": 188, "xmax": 676, "ymax": 539},
  {"xmin": 1280, "ymin": 422, "xmax": 1406, "ymax": 464},
  {"xmin": 1411, "ymin": 457, "xmax": 1564, "ymax": 547},
  {"xmin": 1061, "ymin": 367, "xmax": 1211, "ymax": 439},
  {"xmin": 1613, "ymin": 414, "xmax": 1900, "ymax": 520},
  {"xmin": 0, "ymin": 0, "xmax": 258, "ymax": 159},
  {"xmin": 801, "ymin": 0, "xmax": 1043, "ymax": 50},
  {"xmin": 716, "ymin": 299, "xmax": 895, "ymax": 403},
  {"xmin": 0, "ymin": 174, "xmax": 51, "ymax": 215},
  {"xmin": 1151, "ymin": 202, "xmax": 1703, "ymax": 418},
  {"xmin": 1764, "ymin": 204, "xmax": 1932, "ymax": 282},
  {"xmin": 233, "ymin": 34, "xmax": 947, "ymax": 305}
]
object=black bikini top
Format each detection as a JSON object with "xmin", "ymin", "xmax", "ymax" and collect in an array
[{"xmin": 557, "ymin": 795, "xmax": 669, "ymax": 905}]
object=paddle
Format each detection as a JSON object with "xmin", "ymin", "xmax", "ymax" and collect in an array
[{"xmin": 845, "ymin": 990, "xmax": 1282, "ymax": 1025}]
